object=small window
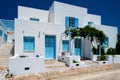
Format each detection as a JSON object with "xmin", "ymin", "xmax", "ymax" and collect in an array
[
  {"xmin": 88, "ymin": 21, "xmax": 94, "ymax": 26},
  {"xmin": 62, "ymin": 40, "xmax": 69, "ymax": 51},
  {"xmin": 102, "ymin": 37, "xmax": 109, "ymax": 47},
  {"xmin": 23, "ymin": 36, "xmax": 35, "ymax": 51},
  {"xmin": 65, "ymin": 17, "xmax": 79, "ymax": 28},
  {"xmin": 0, "ymin": 30, "xmax": 2, "ymax": 36},
  {"xmin": 4, "ymin": 34, "xmax": 7, "ymax": 42},
  {"xmin": 30, "ymin": 17, "xmax": 39, "ymax": 21}
]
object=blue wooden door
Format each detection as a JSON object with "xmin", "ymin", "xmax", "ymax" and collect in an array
[
  {"xmin": 45, "ymin": 35, "xmax": 56, "ymax": 60},
  {"xmin": 74, "ymin": 39, "xmax": 82, "ymax": 56}
]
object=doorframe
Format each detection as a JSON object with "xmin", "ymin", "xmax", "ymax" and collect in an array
[
  {"xmin": 74, "ymin": 38, "xmax": 82, "ymax": 56},
  {"xmin": 45, "ymin": 35, "xmax": 56, "ymax": 60}
]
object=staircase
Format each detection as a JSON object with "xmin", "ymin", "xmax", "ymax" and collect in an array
[{"xmin": 0, "ymin": 43, "xmax": 14, "ymax": 66}]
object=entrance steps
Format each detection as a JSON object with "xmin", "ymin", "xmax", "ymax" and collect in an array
[
  {"xmin": 0, "ymin": 43, "xmax": 14, "ymax": 66},
  {"xmin": 81, "ymin": 60, "xmax": 98, "ymax": 67},
  {"xmin": 44, "ymin": 60, "xmax": 70, "ymax": 72}
]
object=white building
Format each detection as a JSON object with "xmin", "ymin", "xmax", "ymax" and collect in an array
[
  {"xmin": 15, "ymin": 1, "xmax": 118, "ymax": 60},
  {"xmin": 0, "ymin": 19, "xmax": 14, "ymax": 45}
]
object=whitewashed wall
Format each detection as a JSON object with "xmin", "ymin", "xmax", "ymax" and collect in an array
[
  {"xmin": 48, "ymin": 3, "xmax": 54, "ymax": 23},
  {"xmin": 53, "ymin": 1, "xmax": 87, "ymax": 28},
  {"xmin": 16, "ymin": 1, "xmax": 118, "ymax": 60},
  {"xmin": 86, "ymin": 14, "xmax": 101, "ymax": 25},
  {"xmin": 15, "ymin": 19, "xmax": 65, "ymax": 59},
  {"xmin": 18, "ymin": 6, "xmax": 49, "ymax": 23},
  {"xmin": 83, "ymin": 25, "xmax": 118, "ymax": 59}
]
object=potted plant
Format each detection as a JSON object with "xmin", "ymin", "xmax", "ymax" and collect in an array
[
  {"xmin": 97, "ymin": 55, "xmax": 107, "ymax": 65},
  {"xmin": 92, "ymin": 46, "xmax": 99, "ymax": 61},
  {"xmin": 106, "ymin": 48, "xmax": 116, "ymax": 63}
]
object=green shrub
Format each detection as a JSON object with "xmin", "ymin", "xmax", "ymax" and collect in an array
[
  {"xmin": 101, "ymin": 47, "xmax": 105, "ymax": 55},
  {"xmin": 92, "ymin": 46, "xmax": 105, "ymax": 55},
  {"xmin": 97, "ymin": 55, "xmax": 106, "ymax": 61},
  {"xmin": 92, "ymin": 47, "xmax": 97, "ymax": 55},
  {"xmin": 73, "ymin": 60, "xmax": 78, "ymax": 63},
  {"xmin": 116, "ymin": 41, "xmax": 120, "ymax": 55},
  {"xmin": 106, "ymin": 47, "xmax": 116, "ymax": 56}
]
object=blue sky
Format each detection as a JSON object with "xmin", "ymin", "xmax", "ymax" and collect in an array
[{"xmin": 0, "ymin": 0, "xmax": 120, "ymax": 32}]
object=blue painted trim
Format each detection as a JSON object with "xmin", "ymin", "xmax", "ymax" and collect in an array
[
  {"xmin": 45, "ymin": 35, "xmax": 56, "ymax": 60},
  {"xmin": 75, "ymin": 18, "xmax": 79, "ymax": 28},
  {"xmin": 74, "ymin": 38, "xmax": 82, "ymax": 56},
  {"xmin": 102, "ymin": 37, "xmax": 109, "ymax": 47},
  {"xmin": 23, "ymin": 36, "xmax": 35, "ymax": 51},
  {"xmin": 88, "ymin": 21, "xmax": 94, "ymax": 26},
  {"xmin": 65, "ymin": 17, "xmax": 69, "ymax": 28},
  {"xmin": 30, "ymin": 18, "xmax": 39, "ymax": 21},
  {"xmin": 4, "ymin": 34, "xmax": 7, "ymax": 42},
  {"xmin": 62, "ymin": 40, "xmax": 69, "ymax": 51}
]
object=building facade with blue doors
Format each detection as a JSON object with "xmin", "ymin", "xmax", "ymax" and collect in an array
[{"xmin": 15, "ymin": 1, "xmax": 118, "ymax": 60}]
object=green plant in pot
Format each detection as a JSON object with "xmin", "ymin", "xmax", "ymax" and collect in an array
[
  {"xmin": 106, "ymin": 47, "xmax": 116, "ymax": 63},
  {"xmin": 97, "ymin": 55, "xmax": 106, "ymax": 61},
  {"xmin": 73, "ymin": 60, "xmax": 78, "ymax": 63},
  {"xmin": 92, "ymin": 46, "xmax": 97, "ymax": 55}
]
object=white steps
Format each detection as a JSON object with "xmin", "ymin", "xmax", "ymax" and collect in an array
[{"xmin": 0, "ymin": 43, "xmax": 14, "ymax": 66}]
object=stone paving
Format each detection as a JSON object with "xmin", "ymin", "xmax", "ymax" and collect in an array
[{"xmin": 5, "ymin": 63, "xmax": 120, "ymax": 80}]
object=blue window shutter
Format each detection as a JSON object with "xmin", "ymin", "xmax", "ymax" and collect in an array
[
  {"xmin": 102, "ymin": 37, "xmax": 109, "ymax": 47},
  {"xmin": 75, "ymin": 18, "xmax": 79, "ymax": 28},
  {"xmin": 4, "ymin": 34, "xmax": 7, "ymax": 42},
  {"xmin": 62, "ymin": 40, "xmax": 69, "ymax": 51},
  {"xmin": 65, "ymin": 17, "xmax": 69, "ymax": 28},
  {"xmin": 24, "ymin": 36, "xmax": 35, "ymax": 51}
]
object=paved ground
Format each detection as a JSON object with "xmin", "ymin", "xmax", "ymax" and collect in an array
[
  {"xmin": 5, "ymin": 63, "xmax": 120, "ymax": 80},
  {"xmin": 53, "ymin": 68, "xmax": 120, "ymax": 80}
]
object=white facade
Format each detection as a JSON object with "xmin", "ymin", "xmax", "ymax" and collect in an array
[{"xmin": 15, "ymin": 1, "xmax": 118, "ymax": 60}]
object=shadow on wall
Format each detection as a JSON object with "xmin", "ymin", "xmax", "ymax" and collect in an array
[{"xmin": 10, "ymin": 45, "xmax": 14, "ymax": 56}]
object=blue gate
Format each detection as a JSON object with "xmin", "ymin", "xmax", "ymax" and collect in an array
[
  {"xmin": 74, "ymin": 39, "xmax": 82, "ymax": 56},
  {"xmin": 45, "ymin": 35, "xmax": 56, "ymax": 60}
]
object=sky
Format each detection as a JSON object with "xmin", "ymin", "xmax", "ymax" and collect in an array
[{"xmin": 0, "ymin": 0, "xmax": 120, "ymax": 32}]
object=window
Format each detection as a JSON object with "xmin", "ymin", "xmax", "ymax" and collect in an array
[
  {"xmin": 88, "ymin": 21, "xmax": 94, "ymax": 26},
  {"xmin": 4, "ymin": 34, "xmax": 7, "ymax": 42},
  {"xmin": 102, "ymin": 37, "xmax": 109, "ymax": 47},
  {"xmin": 30, "ymin": 17, "xmax": 39, "ymax": 21},
  {"xmin": 0, "ymin": 30, "xmax": 2, "ymax": 36},
  {"xmin": 65, "ymin": 17, "xmax": 79, "ymax": 28},
  {"xmin": 62, "ymin": 40, "xmax": 69, "ymax": 51},
  {"xmin": 23, "ymin": 36, "xmax": 35, "ymax": 51}
]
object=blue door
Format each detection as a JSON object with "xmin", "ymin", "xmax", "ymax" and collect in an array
[
  {"xmin": 74, "ymin": 39, "xmax": 82, "ymax": 56},
  {"xmin": 62, "ymin": 40, "xmax": 69, "ymax": 51},
  {"xmin": 4, "ymin": 34, "xmax": 8, "ymax": 42},
  {"xmin": 45, "ymin": 35, "xmax": 56, "ymax": 60}
]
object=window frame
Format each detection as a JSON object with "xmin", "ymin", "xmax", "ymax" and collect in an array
[
  {"xmin": 102, "ymin": 37, "xmax": 109, "ymax": 47},
  {"xmin": 65, "ymin": 16, "xmax": 79, "ymax": 28},
  {"xmin": 62, "ymin": 40, "xmax": 69, "ymax": 52},
  {"xmin": 30, "ymin": 17, "xmax": 39, "ymax": 21},
  {"xmin": 23, "ymin": 36, "xmax": 35, "ymax": 52}
]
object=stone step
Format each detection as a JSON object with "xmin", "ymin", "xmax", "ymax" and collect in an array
[
  {"xmin": 45, "ymin": 60, "xmax": 65, "ymax": 64},
  {"xmin": 0, "ymin": 43, "xmax": 14, "ymax": 66},
  {"xmin": 45, "ymin": 60, "xmax": 67, "ymax": 69}
]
